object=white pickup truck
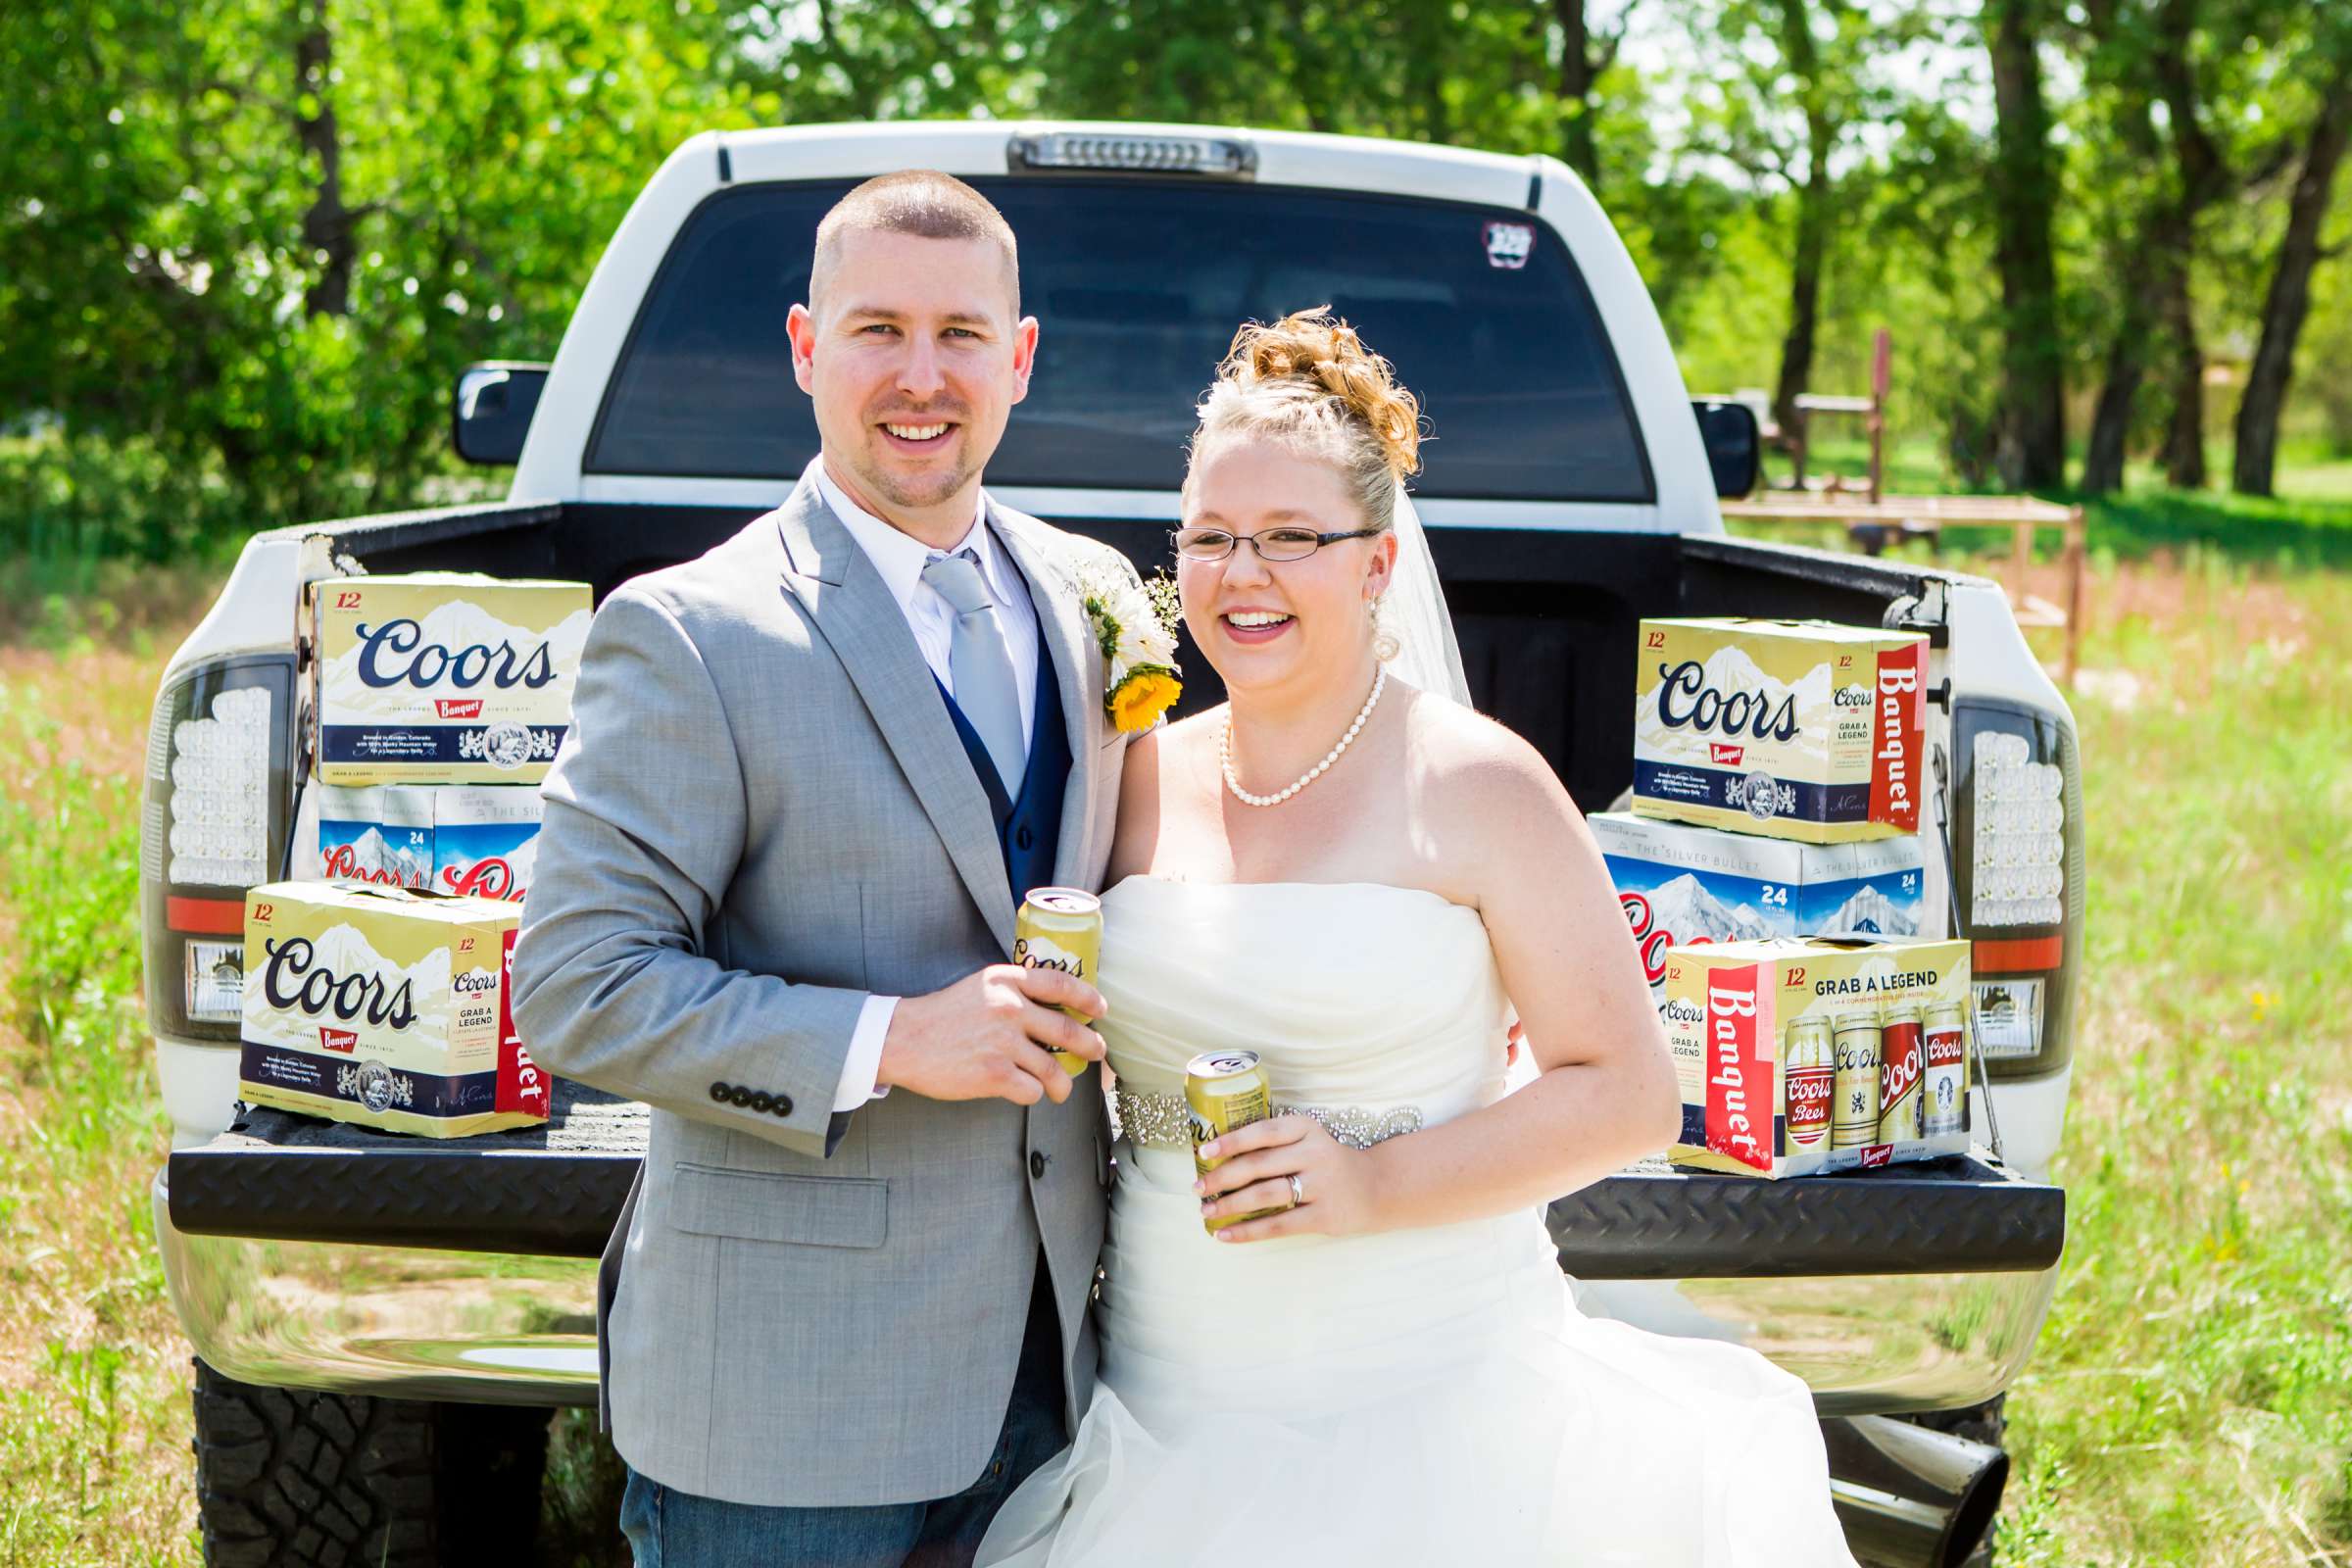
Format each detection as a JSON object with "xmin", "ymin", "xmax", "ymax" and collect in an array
[{"xmin": 143, "ymin": 121, "xmax": 2077, "ymax": 1568}]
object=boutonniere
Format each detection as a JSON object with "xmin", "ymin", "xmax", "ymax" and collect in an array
[{"xmin": 1078, "ymin": 564, "xmax": 1183, "ymax": 733}]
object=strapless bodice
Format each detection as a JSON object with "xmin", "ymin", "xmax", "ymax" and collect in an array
[
  {"xmin": 1096, "ymin": 874, "xmax": 1510, "ymax": 1147},
  {"xmin": 978, "ymin": 877, "xmax": 1858, "ymax": 1568}
]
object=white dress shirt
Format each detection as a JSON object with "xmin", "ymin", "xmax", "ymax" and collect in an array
[{"xmin": 810, "ymin": 457, "xmax": 1044, "ymax": 1112}]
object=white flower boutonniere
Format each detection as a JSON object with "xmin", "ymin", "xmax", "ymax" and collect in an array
[{"xmin": 1079, "ymin": 563, "xmax": 1183, "ymax": 733}]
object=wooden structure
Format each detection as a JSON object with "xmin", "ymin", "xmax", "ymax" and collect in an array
[
  {"xmin": 1772, "ymin": 328, "xmax": 1892, "ymax": 500},
  {"xmin": 1718, "ymin": 492, "xmax": 2087, "ymax": 687}
]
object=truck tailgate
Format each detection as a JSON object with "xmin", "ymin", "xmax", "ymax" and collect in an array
[{"xmin": 170, "ymin": 1081, "xmax": 2062, "ymax": 1276}]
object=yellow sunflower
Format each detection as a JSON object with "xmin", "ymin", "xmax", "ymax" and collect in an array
[{"xmin": 1109, "ymin": 669, "xmax": 1182, "ymax": 733}]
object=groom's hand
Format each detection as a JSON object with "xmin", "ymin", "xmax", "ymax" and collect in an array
[{"xmin": 876, "ymin": 965, "xmax": 1108, "ymax": 1106}]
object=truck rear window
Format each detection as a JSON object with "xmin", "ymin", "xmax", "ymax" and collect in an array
[{"xmin": 587, "ymin": 178, "xmax": 1651, "ymax": 503}]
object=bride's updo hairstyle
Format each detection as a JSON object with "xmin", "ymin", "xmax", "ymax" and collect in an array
[{"xmin": 1184, "ymin": 308, "xmax": 1423, "ymax": 533}]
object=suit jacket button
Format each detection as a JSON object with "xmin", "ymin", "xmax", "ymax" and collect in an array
[
  {"xmin": 750, "ymin": 1091, "xmax": 774, "ymax": 1113},
  {"xmin": 710, "ymin": 1081, "xmax": 731, "ymax": 1102},
  {"xmin": 773, "ymin": 1094, "xmax": 793, "ymax": 1116},
  {"xmin": 1030, "ymin": 1151, "xmax": 1049, "ymax": 1180},
  {"xmin": 729, "ymin": 1085, "xmax": 754, "ymax": 1107}
]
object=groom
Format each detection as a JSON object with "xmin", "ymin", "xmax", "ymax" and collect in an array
[{"xmin": 513, "ymin": 171, "xmax": 1135, "ymax": 1565}]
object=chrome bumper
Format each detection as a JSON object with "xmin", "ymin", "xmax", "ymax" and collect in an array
[
  {"xmin": 1575, "ymin": 1265, "xmax": 2058, "ymax": 1415},
  {"xmin": 154, "ymin": 1169, "xmax": 601, "ymax": 1405},
  {"xmin": 157, "ymin": 1164, "xmax": 2056, "ymax": 1414}
]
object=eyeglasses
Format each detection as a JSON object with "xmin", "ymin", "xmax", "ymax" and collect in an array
[{"xmin": 1170, "ymin": 525, "xmax": 1382, "ymax": 563}]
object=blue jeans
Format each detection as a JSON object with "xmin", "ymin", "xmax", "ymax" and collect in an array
[{"xmin": 620, "ymin": 1257, "xmax": 1069, "ymax": 1568}]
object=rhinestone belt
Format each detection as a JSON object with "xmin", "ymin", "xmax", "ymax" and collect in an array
[{"xmin": 1111, "ymin": 1089, "xmax": 1426, "ymax": 1152}]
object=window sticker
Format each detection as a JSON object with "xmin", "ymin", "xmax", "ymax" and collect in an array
[{"xmin": 1483, "ymin": 220, "xmax": 1535, "ymax": 270}]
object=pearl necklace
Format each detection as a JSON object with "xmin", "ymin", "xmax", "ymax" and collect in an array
[{"xmin": 1221, "ymin": 667, "xmax": 1388, "ymax": 808}]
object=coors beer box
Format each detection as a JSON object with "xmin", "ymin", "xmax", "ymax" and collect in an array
[
  {"xmin": 239, "ymin": 881, "xmax": 549, "ymax": 1137},
  {"xmin": 313, "ymin": 784, "xmax": 541, "ymax": 902},
  {"xmin": 1592, "ymin": 811, "xmax": 1929, "ymax": 1013},
  {"xmin": 1633, "ymin": 618, "xmax": 1929, "ymax": 844},
  {"xmin": 313, "ymin": 573, "xmax": 590, "ymax": 785},
  {"xmin": 1660, "ymin": 935, "xmax": 1970, "ymax": 1179}
]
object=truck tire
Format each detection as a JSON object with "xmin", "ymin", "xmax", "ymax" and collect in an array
[
  {"xmin": 191, "ymin": 1358, "xmax": 551, "ymax": 1566},
  {"xmin": 1904, "ymin": 1395, "xmax": 2005, "ymax": 1567}
]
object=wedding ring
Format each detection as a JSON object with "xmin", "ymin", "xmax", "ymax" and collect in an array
[{"xmin": 1288, "ymin": 1173, "xmax": 1306, "ymax": 1208}]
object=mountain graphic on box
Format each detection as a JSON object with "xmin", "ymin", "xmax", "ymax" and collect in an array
[
  {"xmin": 1636, "ymin": 643, "xmax": 1840, "ymax": 760},
  {"xmin": 1819, "ymin": 883, "xmax": 1918, "ymax": 937},
  {"xmin": 436, "ymin": 825, "xmax": 539, "ymax": 900},
  {"xmin": 330, "ymin": 825, "xmax": 432, "ymax": 882},
  {"xmin": 242, "ymin": 920, "xmax": 456, "ymax": 1052},
  {"xmin": 1640, "ymin": 872, "xmax": 1777, "ymax": 945}
]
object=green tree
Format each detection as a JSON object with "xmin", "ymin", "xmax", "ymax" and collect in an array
[
  {"xmin": 0, "ymin": 0, "xmax": 770, "ymax": 546},
  {"xmin": 2230, "ymin": 21, "xmax": 2352, "ymax": 494},
  {"xmin": 1982, "ymin": 0, "xmax": 2066, "ymax": 489}
]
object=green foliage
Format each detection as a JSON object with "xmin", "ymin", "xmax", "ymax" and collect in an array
[
  {"xmin": 0, "ymin": 0, "xmax": 776, "ymax": 545},
  {"xmin": 2002, "ymin": 563, "xmax": 2352, "ymax": 1560},
  {"xmin": 2, "ymin": 0, "xmax": 2349, "ymax": 564}
]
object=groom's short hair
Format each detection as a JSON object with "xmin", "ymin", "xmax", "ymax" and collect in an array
[{"xmin": 809, "ymin": 171, "xmax": 1021, "ymax": 318}]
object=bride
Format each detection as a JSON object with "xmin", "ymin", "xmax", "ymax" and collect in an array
[{"xmin": 977, "ymin": 311, "xmax": 1856, "ymax": 1566}]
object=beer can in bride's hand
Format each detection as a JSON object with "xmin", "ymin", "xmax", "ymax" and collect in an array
[
  {"xmin": 1016, "ymin": 888, "xmax": 1102, "ymax": 1076},
  {"xmin": 1186, "ymin": 1051, "xmax": 1278, "ymax": 1235}
]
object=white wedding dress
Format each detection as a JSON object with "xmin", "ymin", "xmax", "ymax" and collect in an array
[{"xmin": 977, "ymin": 875, "xmax": 1857, "ymax": 1567}]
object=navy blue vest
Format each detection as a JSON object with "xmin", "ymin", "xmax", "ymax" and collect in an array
[{"xmin": 934, "ymin": 643, "xmax": 1071, "ymax": 903}]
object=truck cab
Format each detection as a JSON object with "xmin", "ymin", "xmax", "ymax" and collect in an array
[{"xmin": 146, "ymin": 122, "xmax": 2075, "ymax": 1567}]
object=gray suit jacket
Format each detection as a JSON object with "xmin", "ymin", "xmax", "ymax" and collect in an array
[{"xmin": 512, "ymin": 473, "xmax": 1130, "ymax": 1506}]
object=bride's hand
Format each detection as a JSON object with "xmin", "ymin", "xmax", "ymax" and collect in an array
[{"xmin": 1195, "ymin": 1114, "xmax": 1381, "ymax": 1242}]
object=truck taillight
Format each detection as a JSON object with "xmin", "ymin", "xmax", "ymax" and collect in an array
[
  {"xmin": 141, "ymin": 658, "xmax": 297, "ymax": 1041},
  {"xmin": 1948, "ymin": 699, "xmax": 2083, "ymax": 1081}
]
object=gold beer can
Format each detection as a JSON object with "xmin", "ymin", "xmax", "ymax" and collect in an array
[
  {"xmin": 1186, "ymin": 1051, "xmax": 1276, "ymax": 1234},
  {"xmin": 1922, "ymin": 1001, "xmax": 1968, "ymax": 1138},
  {"xmin": 1783, "ymin": 1015, "xmax": 1836, "ymax": 1155},
  {"xmin": 1830, "ymin": 1007, "xmax": 1883, "ymax": 1151},
  {"xmin": 1015, "ymin": 887, "xmax": 1102, "ymax": 1076},
  {"xmin": 1877, "ymin": 1001, "xmax": 1926, "ymax": 1146}
]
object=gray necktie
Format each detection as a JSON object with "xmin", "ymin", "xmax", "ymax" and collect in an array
[{"xmin": 920, "ymin": 548, "xmax": 1026, "ymax": 795}]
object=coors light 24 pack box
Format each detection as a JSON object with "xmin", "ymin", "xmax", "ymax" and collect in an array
[
  {"xmin": 1660, "ymin": 935, "xmax": 1971, "ymax": 1179},
  {"xmin": 314, "ymin": 785, "xmax": 542, "ymax": 902},
  {"xmin": 1592, "ymin": 811, "xmax": 1928, "ymax": 1007},
  {"xmin": 313, "ymin": 573, "xmax": 590, "ymax": 785},
  {"xmin": 239, "ymin": 882, "xmax": 549, "ymax": 1137},
  {"xmin": 1633, "ymin": 617, "xmax": 1929, "ymax": 844}
]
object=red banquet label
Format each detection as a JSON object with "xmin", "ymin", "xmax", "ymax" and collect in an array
[
  {"xmin": 435, "ymin": 698, "xmax": 485, "ymax": 719},
  {"xmin": 1702, "ymin": 962, "xmax": 1773, "ymax": 1171},
  {"xmin": 1868, "ymin": 640, "xmax": 1925, "ymax": 832}
]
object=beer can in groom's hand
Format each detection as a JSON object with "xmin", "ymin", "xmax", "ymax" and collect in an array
[
  {"xmin": 1016, "ymin": 888, "xmax": 1102, "ymax": 1076},
  {"xmin": 1187, "ymin": 1051, "xmax": 1277, "ymax": 1235}
]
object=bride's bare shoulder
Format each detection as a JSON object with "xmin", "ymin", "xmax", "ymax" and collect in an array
[
  {"xmin": 1403, "ymin": 691, "xmax": 1570, "ymax": 806},
  {"xmin": 1399, "ymin": 691, "xmax": 1586, "ymax": 888}
]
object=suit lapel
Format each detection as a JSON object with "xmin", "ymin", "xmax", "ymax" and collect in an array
[
  {"xmin": 775, "ymin": 476, "xmax": 1017, "ymax": 952},
  {"xmin": 991, "ymin": 503, "xmax": 1101, "ymax": 886}
]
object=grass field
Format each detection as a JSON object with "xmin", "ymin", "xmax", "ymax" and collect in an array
[{"xmin": 0, "ymin": 537, "xmax": 2347, "ymax": 1563}]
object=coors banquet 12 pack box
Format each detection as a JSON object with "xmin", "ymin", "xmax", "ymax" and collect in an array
[
  {"xmin": 1660, "ymin": 935, "xmax": 1971, "ymax": 1178},
  {"xmin": 239, "ymin": 881, "xmax": 549, "ymax": 1137},
  {"xmin": 313, "ymin": 573, "xmax": 591, "ymax": 785},
  {"xmin": 1633, "ymin": 617, "xmax": 1930, "ymax": 844}
]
